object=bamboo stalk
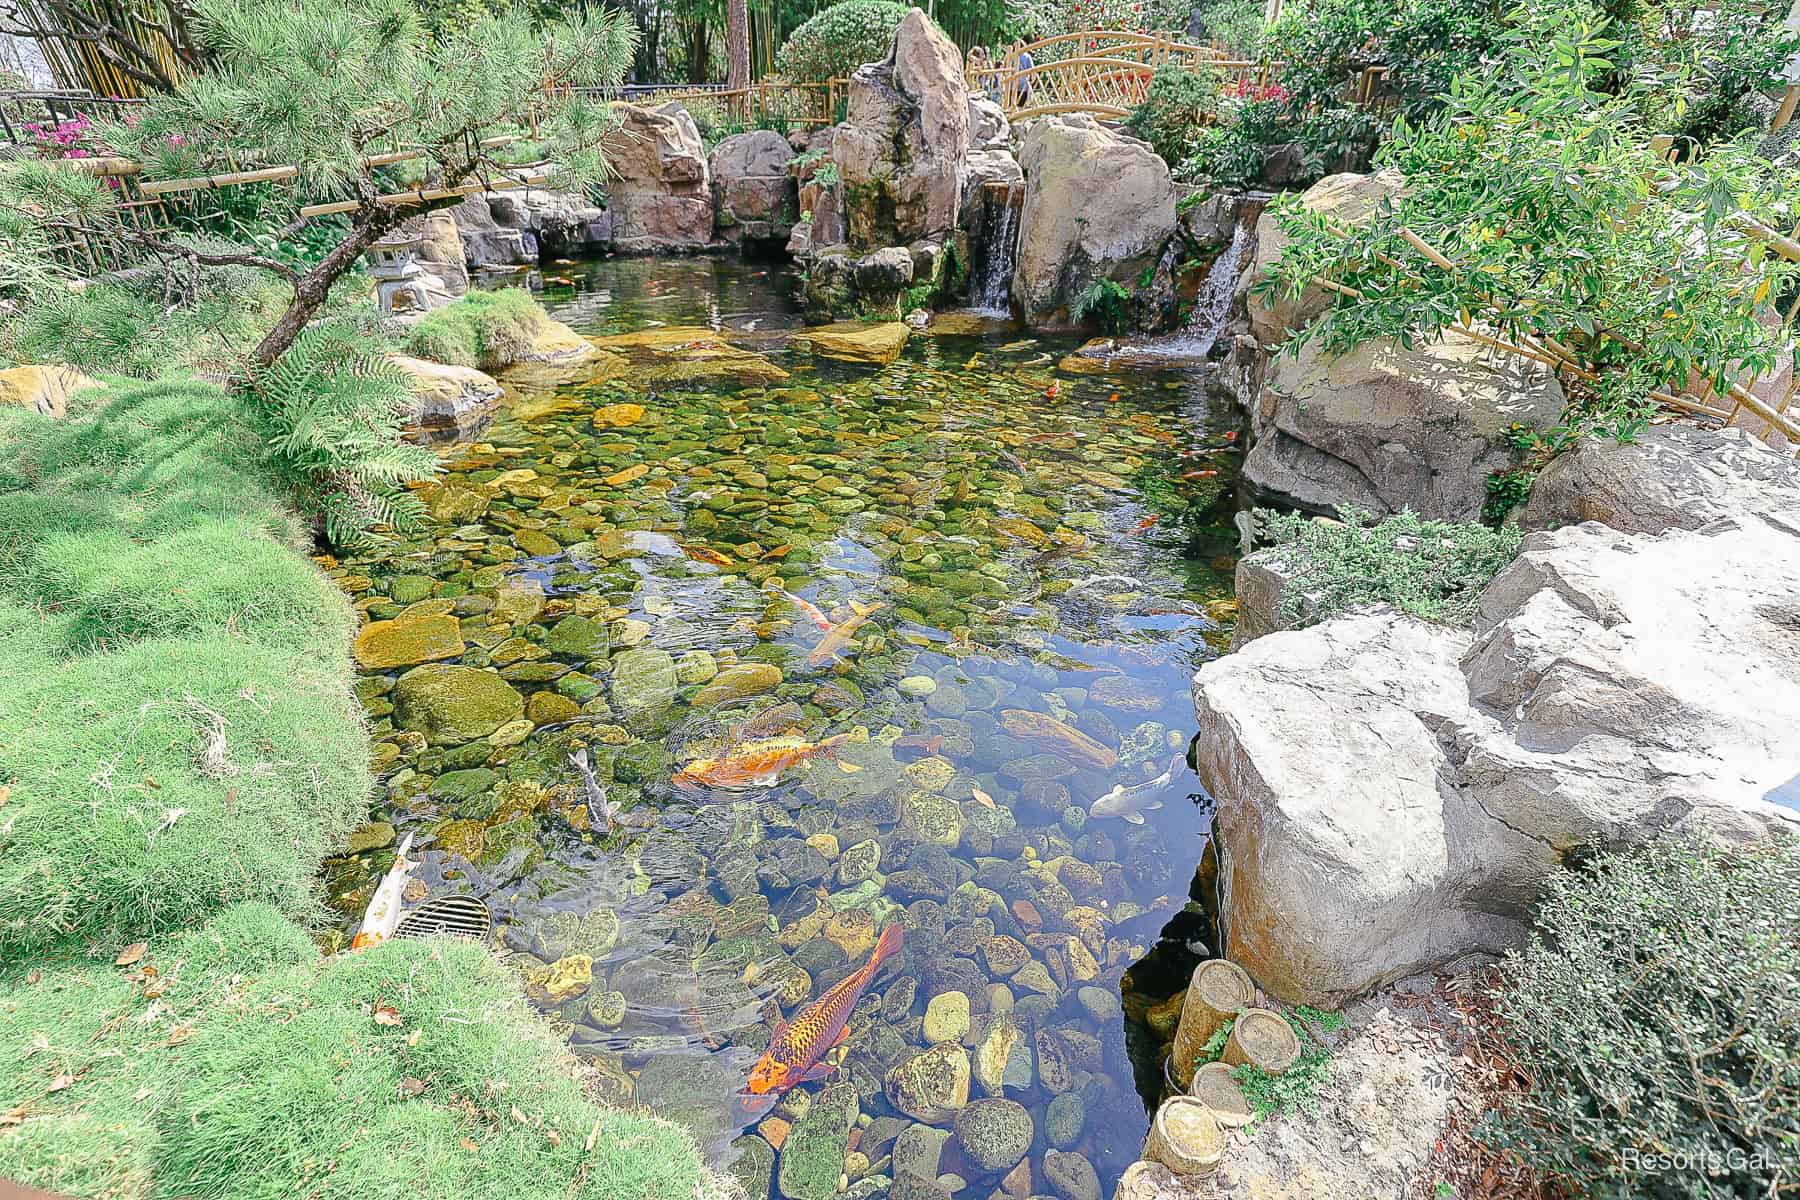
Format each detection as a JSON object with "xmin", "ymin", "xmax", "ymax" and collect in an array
[
  {"xmin": 1221, "ymin": 1008, "xmax": 1301, "ymax": 1076},
  {"xmin": 1168, "ymin": 960, "xmax": 1255, "ymax": 1090},
  {"xmin": 1142, "ymin": 1096, "xmax": 1226, "ymax": 1176},
  {"xmin": 297, "ymin": 173, "xmax": 549, "ymax": 218}
]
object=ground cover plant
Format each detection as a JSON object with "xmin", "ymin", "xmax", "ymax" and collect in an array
[
  {"xmin": 0, "ymin": 383, "xmax": 725, "ymax": 1199},
  {"xmin": 1490, "ymin": 836, "xmax": 1800, "ymax": 1199},
  {"xmin": 1251, "ymin": 506, "xmax": 1522, "ymax": 627},
  {"xmin": 403, "ymin": 287, "xmax": 560, "ymax": 371}
]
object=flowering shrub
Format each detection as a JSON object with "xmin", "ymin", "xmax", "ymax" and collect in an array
[
  {"xmin": 22, "ymin": 114, "xmax": 102, "ymax": 160},
  {"xmin": 775, "ymin": 0, "xmax": 910, "ymax": 81}
]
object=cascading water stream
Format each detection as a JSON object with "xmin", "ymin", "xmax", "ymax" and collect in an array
[
  {"xmin": 1174, "ymin": 219, "xmax": 1253, "ymax": 358},
  {"xmin": 972, "ymin": 181, "xmax": 1022, "ymax": 312}
]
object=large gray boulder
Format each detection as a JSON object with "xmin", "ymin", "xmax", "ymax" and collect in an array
[
  {"xmin": 1244, "ymin": 327, "xmax": 1566, "ymax": 521},
  {"xmin": 600, "ymin": 102, "xmax": 713, "ymax": 252},
  {"xmin": 449, "ymin": 188, "xmax": 610, "ymax": 267},
  {"xmin": 1522, "ymin": 423, "xmax": 1800, "ymax": 533},
  {"xmin": 1012, "ymin": 114, "xmax": 1176, "ymax": 330},
  {"xmin": 833, "ymin": 9, "xmax": 970, "ymax": 251},
  {"xmin": 1242, "ymin": 168, "xmax": 1406, "ymax": 346},
  {"xmin": 1194, "ymin": 512, "xmax": 1800, "ymax": 1005},
  {"xmin": 709, "ymin": 129, "xmax": 797, "ymax": 243}
]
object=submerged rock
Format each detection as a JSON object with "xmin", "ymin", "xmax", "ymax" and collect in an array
[
  {"xmin": 884, "ymin": 1043, "xmax": 971, "ymax": 1122},
  {"xmin": 953, "ymin": 1098, "xmax": 1032, "ymax": 1174},
  {"xmin": 610, "ymin": 647, "xmax": 678, "ymax": 724},
  {"xmin": 392, "ymin": 664, "xmax": 524, "ymax": 744},
  {"xmin": 352, "ymin": 613, "xmax": 464, "ymax": 670},
  {"xmin": 801, "ymin": 322, "xmax": 912, "ymax": 366},
  {"xmin": 777, "ymin": 1081, "xmax": 859, "ymax": 1200}
]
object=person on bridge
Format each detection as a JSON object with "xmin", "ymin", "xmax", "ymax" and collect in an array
[{"xmin": 1008, "ymin": 39, "xmax": 1035, "ymax": 107}]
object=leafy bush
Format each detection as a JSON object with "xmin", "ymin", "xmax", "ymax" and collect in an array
[
  {"xmin": 776, "ymin": 0, "xmax": 910, "ymax": 81},
  {"xmin": 1260, "ymin": 7, "xmax": 1800, "ymax": 442},
  {"xmin": 1125, "ymin": 64, "xmax": 1220, "ymax": 169},
  {"xmin": 247, "ymin": 318, "xmax": 439, "ymax": 546},
  {"xmin": 1490, "ymin": 836, "xmax": 1800, "ymax": 1199},
  {"xmin": 403, "ymin": 287, "xmax": 553, "ymax": 370},
  {"xmin": 1071, "ymin": 277, "xmax": 1133, "ymax": 333},
  {"xmin": 0, "ymin": 270, "xmax": 287, "ymax": 379},
  {"xmin": 1253, "ymin": 505, "xmax": 1522, "ymax": 626}
]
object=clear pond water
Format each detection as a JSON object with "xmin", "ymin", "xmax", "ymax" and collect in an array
[{"xmin": 327, "ymin": 258, "xmax": 1245, "ymax": 1199}]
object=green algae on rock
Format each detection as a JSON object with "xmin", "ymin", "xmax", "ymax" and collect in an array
[{"xmin": 392, "ymin": 663, "xmax": 525, "ymax": 743}]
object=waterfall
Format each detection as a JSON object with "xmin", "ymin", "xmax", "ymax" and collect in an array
[
  {"xmin": 973, "ymin": 181, "xmax": 1022, "ymax": 313},
  {"xmin": 1173, "ymin": 220, "xmax": 1253, "ymax": 359}
]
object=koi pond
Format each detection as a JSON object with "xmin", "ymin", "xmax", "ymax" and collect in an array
[{"xmin": 325, "ymin": 258, "xmax": 1245, "ymax": 1200}]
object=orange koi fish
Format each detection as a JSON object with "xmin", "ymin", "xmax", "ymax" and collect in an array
[
  {"xmin": 672, "ymin": 731, "xmax": 864, "ymax": 790},
  {"xmin": 1045, "ymin": 381, "xmax": 1060, "ymax": 399},
  {"xmin": 745, "ymin": 924, "xmax": 903, "ymax": 1096},
  {"xmin": 805, "ymin": 600, "xmax": 885, "ymax": 667},
  {"xmin": 1131, "ymin": 514, "xmax": 1160, "ymax": 535},
  {"xmin": 681, "ymin": 544, "xmax": 736, "ymax": 568},
  {"xmin": 770, "ymin": 585, "xmax": 833, "ymax": 632}
]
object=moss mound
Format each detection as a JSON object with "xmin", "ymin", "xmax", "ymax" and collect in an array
[
  {"xmin": 0, "ymin": 379, "xmax": 723, "ymax": 1199},
  {"xmin": 403, "ymin": 289, "xmax": 554, "ymax": 371},
  {"xmin": 1, "ymin": 905, "xmax": 719, "ymax": 1200}
]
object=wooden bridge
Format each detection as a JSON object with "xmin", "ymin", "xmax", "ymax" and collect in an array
[{"xmin": 982, "ymin": 32, "xmax": 1278, "ymax": 121}]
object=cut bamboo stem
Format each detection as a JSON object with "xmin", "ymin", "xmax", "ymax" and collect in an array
[
  {"xmin": 1221, "ymin": 1008, "xmax": 1301, "ymax": 1076},
  {"xmin": 298, "ymin": 173, "xmax": 548, "ymax": 218},
  {"xmin": 1190, "ymin": 1060, "xmax": 1256, "ymax": 1128},
  {"xmin": 1168, "ymin": 959, "xmax": 1255, "ymax": 1090},
  {"xmin": 1142, "ymin": 1096, "xmax": 1226, "ymax": 1176}
]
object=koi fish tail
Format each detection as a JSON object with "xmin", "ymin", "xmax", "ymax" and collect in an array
[{"xmin": 869, "ymin": 923, "xmax": 904, "ymax": 971}]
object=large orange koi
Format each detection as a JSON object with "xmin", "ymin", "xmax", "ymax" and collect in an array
[
  {"xmin": 805, "ymin": 600, "xmax": 885, "ymax": 667},
  {"xmin": 672, "ymin": 731, "xmax": 864, "ymax": 790},
  {"xmin": 744, "ymin": 924, "xmax": 903, "ymax": 1096}
]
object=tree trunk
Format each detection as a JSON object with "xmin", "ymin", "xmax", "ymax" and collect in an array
[
  {"xmin": 249, "ymin": 205, "xmax": 406, "ymax": 370},
  {"xmin": 727, "ymin": 0, "xmax": 750, "ymax": 106}
]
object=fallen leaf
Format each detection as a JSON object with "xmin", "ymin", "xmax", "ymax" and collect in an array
[
  {"xmin": 25, "ymin": 970, "xmax": 40, "ymax": 985},
  {"xmin": 459, "ymin": 1137, "xmax": 480, "ymax": 1153},
  {"xmin": 584, "ymin": 1116, "xmax": 603, "ymax": 1151},
  {"xmin": 165, "ymin": 1024, "xmax": 195, "ymax": 1046},
  {"xmin": 373, "ymin": 1004, "xmax": 401, "ymax": 1027},
  {"xmin": 405, "ymin": 1030, "xmax": 421, "ymax": 1047},
  {"xmin": 115, "ymin": 942, "xmax": 147, "ymax": 966},
  {"xmin": 398, "ymin": 1077, "xmax": 426, "ymax": 1097},
  {"xmin": 0, "ymin": 1105, "xmax": 25, "ymax": 1127},
  {"xmin": 971, "ymin": 786, "xmax": 997, "ymax": 809},
  {"xmin": 510, "ymin": 1105, "xmax": 528, "ymax": 1124},
  {"xmin": 0, "ymin": 784, "xmax": 10, "ymax": 806},
  {"xmin": 545, "ymin": 1129, "xmax": 561, "ymax": 1147},
  {"xmin": 47, "ymin": 1074, "xmax": 75, "ymax": 1093}
]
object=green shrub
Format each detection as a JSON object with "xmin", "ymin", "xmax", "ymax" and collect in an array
[
  {"xmin": 248, "ymin": 318, "xmax": 440, "ymax": 547},
  {"xmin": 1124, "ymin": 64, "xmax": 1219, "ymax": 169},
  {"xmin": 1490, "ymin": 836, "xmax": 1800, "ymax": 1199},
  {"xmin": 1253, "ymin": 505, "xmax": 1522, "ymax": 626},
  {"xmin": 1194, "ymin": 1006, "xmax": 1347, "ymax": 1128},
  {"xmin": 0, "ymin": 906, "xmax": 724, "ymax": 1200},
  {"xmin": 402, "ymin": 287, "xmax": 552, "ymax": 370},
  {"xmin": 1071, "ymin": 277, "xmax": 1133, "ymax": 334},
  {"xmin": 776, "ymin": 0, "xmax": 910, "ymax": 82}
]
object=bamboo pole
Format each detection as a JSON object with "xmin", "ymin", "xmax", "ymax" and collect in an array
[
  {"xmin": 297, "ymin": 173, "xmax": 549, "ymax": 218},
  {"xmin": 1190, "ymin": 1060, "xmax": 1256, "ymax": 1128},
  {"xmin": 1142, "ymin": 1096, "xmax": 1226, "ymax": 1176},
  {"xmin": 1221, "ymin": 1008, "xmax": 1301, "ymax": 1075},
  {"xmin": 1168, "ymin": 959, "xmax": 1254, "ymax": 1090}
]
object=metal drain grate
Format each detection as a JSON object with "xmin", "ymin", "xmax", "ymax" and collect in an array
[{"xmin": 394, "ymin": 895, "xmax": 492, "ymax": 942}]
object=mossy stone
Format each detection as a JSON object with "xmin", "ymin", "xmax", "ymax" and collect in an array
[{"xmin": 393, "ymin": 664, "xmax": 524, "ymax": 745}]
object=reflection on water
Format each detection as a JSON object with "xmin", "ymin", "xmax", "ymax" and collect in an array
[{"xmin": 327, "ymin": 258, "xmax": 1242, "ymax": 1199}]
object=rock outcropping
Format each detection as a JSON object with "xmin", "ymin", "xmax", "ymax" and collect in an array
[
  {"xmin": 0, "ymin": 363, "xmax": 101, "ymax": 418},
  {"xmin": 1242, "ymin": 169, "xmax": 1405, "ymax": 347},
  {"xmin": 1013, "ymin": 115, "xmax": 1176, "ymax": 329},
  {"xmin": 449, "ymin": 188, "xmax": 611, "ymax": 268},
  {"xmin": 709, "ymin": 130, "xmax": 797, "ymax": 244},
  {"xmin": 1195, "ymin": 511, "xmax": 1800, "ymax": 1005},
  {"xmin": 1522, "ymin": 423, "xmax": 1800, "ymax": 533},
  {"xmin": 387, "ymin": 354, "xmax": 503, "ymax": 432},
  {"xmin": 833, "ymin": 9, "xmax": 969, "ymax": 251},
  {"xmin": 600, "ymin": 102, "xmax": 714, "ymax": 252},
  {"xmin": 1243, "ymin": 328, "xmax": 1565, "ymax": 521}
]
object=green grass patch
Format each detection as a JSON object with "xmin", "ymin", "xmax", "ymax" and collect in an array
[
  {"xmin": 1253, "ymin": 505, "xmax": 1522, "ymax": 628},
  {"xmin": 402, "ymin": 288, "xmax": 553, "ymax": 370},
  {"xmin": 0, "ymin": 905, "xmax": 721, "ymax": 1200}
]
